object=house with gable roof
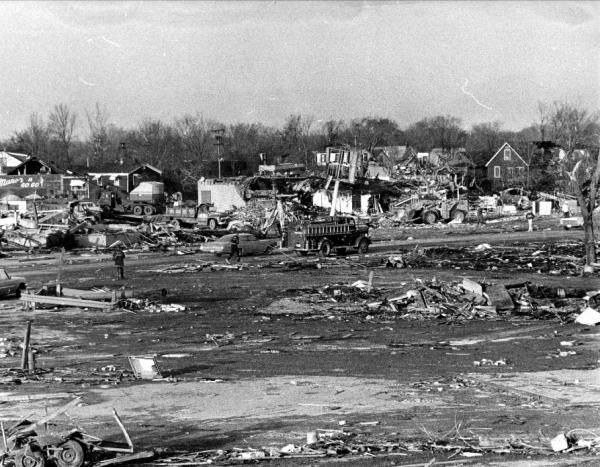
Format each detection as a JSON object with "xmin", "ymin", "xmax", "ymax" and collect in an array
[
  {"xmin": 485, "ymin": 142, "xmax": 529, "ymax": 189},
  {"xmin": 0, "ymin": 151, "xmax": 29, "ymax": 174}
]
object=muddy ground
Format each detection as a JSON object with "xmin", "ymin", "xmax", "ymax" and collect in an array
[{"xmin": 1, "ymin": 216, "xmax": 600, "ymax": 466}]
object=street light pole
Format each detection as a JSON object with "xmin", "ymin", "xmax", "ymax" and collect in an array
[{"xmin": 212, "ymin": 128, "xmax": 225, "ymax": 180}]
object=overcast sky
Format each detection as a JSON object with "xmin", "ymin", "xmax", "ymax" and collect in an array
[{"xmin": 0, "ymin": 1, "xmax": 598, "ymax": 139}]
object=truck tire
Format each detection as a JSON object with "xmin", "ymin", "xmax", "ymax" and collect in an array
[
  {"xmin": 423, "ymin": 210, "xmax": 437, "ymax": 224},
  {"xmin": 133, "ymin": 205, "xmax": 143, "ymax": 216},
  {"xmin": 143, "ymin": 205, "xmax": 155, "ymax": 216},
  {"xmin": 55, "ymin": 440, "xmax": 85, "ymax": 467},
  {"xmin": 208, "ymin": 219, "xmax": 217, "ymax": 230},
  {"xmin": 15, "ymin": 451, "xmax": 46, "ymax": 467},
  {"xmin": 318, "ymin": 239, "xmax": 332, "ymax": 257},
  {"xmin": 357, "ymin": 238, "xmax": 369, "ymax": 254},
  {"xmin": 450, "ymin": 209, "xmax": 466, "ymax": 223}
]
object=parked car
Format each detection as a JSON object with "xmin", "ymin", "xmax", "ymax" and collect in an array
[
  {"xmin": 0, "ymin": 269, "xmax": 26, "ymax": 298},
  {"xmin": 201, "ymin": 233, "xmax": 278, "ymax": 257}
]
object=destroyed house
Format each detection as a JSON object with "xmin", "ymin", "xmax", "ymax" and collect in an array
[
  {"xmin": 315, "ymin": 147, "xmax": 370, "ymax": 179},
  {"xmin": 485, "ymin": 142, "xmax": 528, "ymax": 189},
  {"xmin": 372, "ymin": 146, "xmax": 418, "ymax": 175}
]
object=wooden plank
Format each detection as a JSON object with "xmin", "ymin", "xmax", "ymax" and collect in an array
[
  {"xmin": 20, "ymin": 293, "xmax": 113, "ymax": 310},
  {"xmin": 94, "ymin": 451, "xmax": 155, "ymax": 467},
  {"xmin": 61, "ymin": 288, "xmax": 134, "ymax": 301}
]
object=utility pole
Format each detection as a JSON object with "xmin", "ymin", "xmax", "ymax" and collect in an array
[{"xmin": 212, "ymin": 128, "xmax": 225, "ymax": 179}]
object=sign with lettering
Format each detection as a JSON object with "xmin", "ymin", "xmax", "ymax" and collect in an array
[{"xmin": 0, "ymin": 175, "xmax": 63, "ymax": 197}]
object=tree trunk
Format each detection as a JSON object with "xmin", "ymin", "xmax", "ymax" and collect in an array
[{"xmin": 583, "ymin": 215, "xmax": 596, "ymax": 265}]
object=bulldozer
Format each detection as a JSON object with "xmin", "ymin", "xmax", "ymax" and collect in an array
[{"xmin": 403, "ymin": 195, "xmax": 469, "ymax": 224}]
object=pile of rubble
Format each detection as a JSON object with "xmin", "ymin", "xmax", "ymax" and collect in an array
[
  {"xmin": 269, "ymin": 275, "xmax": 599, "ymax": 324},
  {"xmin": 387, "ymin": 241, "xmax": 587, "ymax": 275},
  {"xmin": 152, "ymin": 425, "xmax": 600, "ymax": 464},
  {"xmin": 117, "ymin": 298, "xmax": 187, "ymax": 313}
]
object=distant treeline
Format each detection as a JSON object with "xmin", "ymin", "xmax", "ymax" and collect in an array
[{"xmin": 2, "ymin": 100, "xmax": 598, "ymax": 193}]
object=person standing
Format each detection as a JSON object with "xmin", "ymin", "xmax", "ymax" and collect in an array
[
  {"xmin": 526, "ymin": 210, "xmax": 535, "ymax": 232},
  {"xmin": 476, "ymin": 207, "xmax": 485, "ymax": 227},
  {"xmin": 227, "ymin": 234, "xmax": 240, "ymax": 263},
  {"xmin": 113, "ymin": 247, "xmax": 126, "ymax": 279}
]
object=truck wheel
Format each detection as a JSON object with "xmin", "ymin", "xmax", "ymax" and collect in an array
[
  {"xmin": 208, "ymin": 219, "xmax": 217, "ymax": 230},
  {"xmin": 143, "ymin": 205, "xmax": 155, "ymax": 216},
  {"xmin": 451, "ymin": 209, "xmax": 466, "ymax": 223},
  {"xmin": 16, "ymin": 451, "xmax": 46, "ymax": 467},
  {"xmin": 133, "ymin": 206, "xmax": 143, "ymax": 216},
  {"xmin": 318, "ymin": 239, "xmax": 332, "ymax": 257},
  {"xmin": 55, "ymin": 440, "xmax": 85, "ymax": 467},
  {"xmin": 423, "ymin": 210, "xmax": 437, "ymax": 224},
  {"xmin": 357, "ymin": 238, "xmax": 369, "ymax": 254}
]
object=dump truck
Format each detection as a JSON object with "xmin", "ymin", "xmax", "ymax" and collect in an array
[
  {"xmin": 97, "ymin": 182, "xmax": 165, "ymax": 216},
  {"xmin": 124, "ymin": 181, "xmax": 165, "ymax": 216}
]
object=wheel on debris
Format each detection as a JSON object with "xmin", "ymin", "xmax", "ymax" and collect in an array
[
  {"xmin": 55, "ymin": 440, "xmax": 85, "ymax": 467},
  {"xmin": 143, "ymin": 205, "xmax": 155, "ymax": 216},
  {"xmin": 169, "ymin": 219, "xmax": 181, "ymax": 230},
  {"xmin": 133, "ymin": 205, "xmax": 143, "ymax": 216},
  {"xmin": 15, "ymin": 451, "xmax": 46, "ymax": 467},
  {"xmin": 357, "ymin": 238, "xmax": 369, "ymax": 254},
  {"xmin": 422, "ymin": 210, "xmax": 437, "ymax": 225},
  {"xmin": 208, "ymin": 219, "xmax": 218, "ymax": 230},
  {"xmin": 450, "ymin": 209, "xmax": 466, "ymax": 223},
  {"xmin": 318, "ymin": 239, "xmax": 332, "ymax": 257}
]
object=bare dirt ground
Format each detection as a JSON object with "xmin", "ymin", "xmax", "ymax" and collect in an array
[{"xmin": 1, "ymin": 216, "xmax": 600, "ymax": 466}]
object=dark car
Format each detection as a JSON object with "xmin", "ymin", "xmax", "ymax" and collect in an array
[
  {"xmin": 0, "ymin": 269, "xmax": 26, "ymax": 298},
  {"xmin": 201, "ymin": 233, "xmax": 278, "ymax": 257}
]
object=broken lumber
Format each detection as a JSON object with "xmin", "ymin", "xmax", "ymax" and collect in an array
[
  {"xmin": 8, "ymin": 396, "xmax": 81, "ymax": 442},
  {"xmin": 94, "ymin": 451, "xmax": 155, "ymax": 467},
  {"xmin": 20, "ymin": 293, "xmax": 114, "ymax": 310}
]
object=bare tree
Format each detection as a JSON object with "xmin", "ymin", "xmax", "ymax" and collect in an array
[
  {"xmin": 175, "ymin": 115, "xmax": 213, "ymax": 187},
  {"xmin": 137, "ymin": 119, "xmax": 177, "ymax": 168},
  {"xmin": 548, "ymin": 100, "xmax": 600, "ymax": 266},
  {"xmin": 49, "ymin": 104, "xmax": 77, "ymax": 167},
  {"xmin": 549, "ymin": 100, "xmax": 596, "ymax": 154},
  {"xmin": 86, "ymin": 103, "xmax": 110, "ymax": 166},
  {"xmin": 12, "ymin": 113, "xmax": 49, "ymax": 157},
  {"xmin": 566, "ymin": 149, "xmax": 600, "ymax": 266},
  {"xmin": 536, "ymin": 101, "xmax": 550, "ymax": 141}
]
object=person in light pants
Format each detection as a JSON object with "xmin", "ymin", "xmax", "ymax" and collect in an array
[{"xmin": 526, "ymin": 210, "xmax": 535, "ymax": 232}]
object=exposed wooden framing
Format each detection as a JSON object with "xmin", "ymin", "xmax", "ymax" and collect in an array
[{"xmin": 8, "ymin": 397, "xmax": 82, "ymax": 442}]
